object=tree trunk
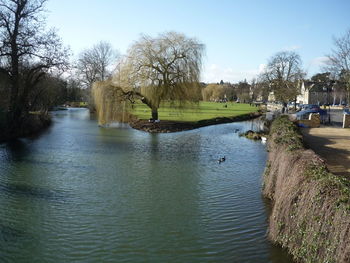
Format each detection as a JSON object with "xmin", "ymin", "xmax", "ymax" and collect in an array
[{"xmin": 151, "ymin": 108, "xmax": 158, "ymax": 120}]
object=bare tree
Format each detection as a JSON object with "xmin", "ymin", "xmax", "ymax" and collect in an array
[
  {"xmin": 326, "ymin": 29, "xmax": 350, "ymax": 73},
  {"xmin": 93, "ymin": 32, "xmax": 205, "ymax": 123},
  {"xmin": 326, "ymin": 29, "xmax": 350, "ymax": 102},
  {"xmin": 261, "ymin": 51, "xmax": 304, "ymax": 103},
  {"xmin": 0, "ymin": 0, "xmax": 69, "ymax": 128},
  {"xmin": 76, "ymin": 41, "xmax": 118, "ymax": 88}
]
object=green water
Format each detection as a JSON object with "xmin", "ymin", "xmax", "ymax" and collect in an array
[{"xmin": 0, "ymin": 108, "xmax": 293, "ymax": 262}]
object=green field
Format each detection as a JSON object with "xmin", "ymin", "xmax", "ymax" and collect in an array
[{"xmin": 130, "ymin": 101, "xmax": 259, "ymax": 122}]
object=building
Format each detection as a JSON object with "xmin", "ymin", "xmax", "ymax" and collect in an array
[
  {"xmin": 268, "ymin": 91, "xmax": 276, "ymax": 102},
  {"xmin": 297, "ymin": 81, "xmax": 347, "ymax": 105}
]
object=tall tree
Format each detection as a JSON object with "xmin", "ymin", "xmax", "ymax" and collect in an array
[
  {"xmin": 0, "ymin": 0, "xmax": 69, "ymax": 128},
  {"xmin": 236, "ymin": 80, "xmax": 251, "ymax": 103},
  {"xmin": 326, "ymin": 29, "xmax": 350, "ymax": 74},
  {"xmin": 202, "ymin": 83, "xmax": 228, "ymax": 102},
  {"xmin": 76, "ymin": 41, "xmax": 118, "ymax": 88},
  {"xmin": 28, "ymin": 75, "xmax": 67, "ymax": 111},
  {"xmin": 93, "ymin": 32, "xmax": 205, "ymax": 123},
  {"xmin": 261, "ymin": 51, "xmax": 304, "ymax": 103},
  {"xmin": 326, "ymin": 29, "xmax": 350, "ymax": 102},
  {"xmin": 311, "ymin": 72, "xmax": 332, "ymax": 83}
]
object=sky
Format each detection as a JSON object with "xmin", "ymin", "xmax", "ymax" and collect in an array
[{"xmin": 45, "ymin": 0, "xmax": 350, "ymax": 83}]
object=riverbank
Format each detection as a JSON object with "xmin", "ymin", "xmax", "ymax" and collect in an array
[
  {"xmin": 263, "ymin": 116, "xmax": 350, "ymax": 263},
  {"xmin": 0, "ymin": 113, "xmax": 51, "ymax": 143},
  {"xmin": 129, "ymin": 111, "xmax": 262, "ymax": 133}
]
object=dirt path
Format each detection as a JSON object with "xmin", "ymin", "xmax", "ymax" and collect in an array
[{"xmin": 301, "ymin": 127, "xmax": 350, "ymax": 177}]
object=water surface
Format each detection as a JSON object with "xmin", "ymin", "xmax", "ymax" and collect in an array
[{"xmin": 0, "ymin": 108, "xmax": 293, "ymax": 262}]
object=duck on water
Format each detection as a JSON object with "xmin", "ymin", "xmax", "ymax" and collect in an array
[{"xmin": 218, "ymin": 156, "xmax": 226, "ymax": 164}]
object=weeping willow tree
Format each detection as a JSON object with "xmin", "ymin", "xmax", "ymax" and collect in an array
[
  {"xmin": 92, "ymin": 81, "xmax": 132, "ymax": 125},
  {"xmin": 93, "ymin": 32, "xmax": 205, "ymax": 125}
]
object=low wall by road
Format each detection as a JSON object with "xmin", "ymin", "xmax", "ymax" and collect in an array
[
  {"xmin": 297, "ymin": 113, "xmax": 321, "ymax": 128},
  {"xmin": 267, "ymin": 103, "xmax": 282, "ymax": 112}
]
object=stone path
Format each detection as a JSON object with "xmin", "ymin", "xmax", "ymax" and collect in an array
[{"xmin": 301, "ymin": 127, "xmax": 350, "ymax": 177}]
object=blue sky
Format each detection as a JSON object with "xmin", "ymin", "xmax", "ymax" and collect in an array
[{"xmin": 46, "ymin": 0, "xmax": 350, "ymax": 83}]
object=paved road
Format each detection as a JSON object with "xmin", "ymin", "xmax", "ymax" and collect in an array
[
  {"xmin": 268, "ymin": 107, "xmax": 346, "ymax": 126},
  {"xmin": 302, "ymin": 127, "xmax": 350, "ymax": 177}
]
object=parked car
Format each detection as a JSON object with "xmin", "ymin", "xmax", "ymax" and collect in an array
[
  {"xmin": 287, "ymin": 102, "xmax": 300, "ymax": 110},
  {"xmin": 294, "ymin": 108, "xmax": 327, "ymax": 121},
  {"xmin": 344, "ymin": 107, "xmax": 350, "ymax": 114},
  {"xmin": 300, "ymin": 104, "xmax": 320, "ymax": 111}
]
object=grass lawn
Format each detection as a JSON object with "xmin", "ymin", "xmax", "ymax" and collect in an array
[{"xmin": 130, "ymin": 101, "xmax": 259, "ymax": 122}]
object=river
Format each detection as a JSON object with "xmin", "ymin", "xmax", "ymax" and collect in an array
[{"xmin": 0, "ymin": 108, "xmax": 293, "ymax": 263}]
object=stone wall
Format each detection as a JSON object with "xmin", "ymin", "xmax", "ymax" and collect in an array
[
  {"xmin": 297, "ymin": 113, "xmax": 320, "ymax": 128},
  {"xmin": 263, "ymin": 117, "xmax": 350, "ymax": 263}
]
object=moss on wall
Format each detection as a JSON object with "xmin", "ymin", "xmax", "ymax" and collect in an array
[{"xmin": 263, "ymin": 116, "xmax": 350, "ymax": 263}]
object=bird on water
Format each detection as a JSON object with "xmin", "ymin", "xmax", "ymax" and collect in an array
[{"xmin": 218, "ymin": 156, "xmax": 226, "ymax": 164}]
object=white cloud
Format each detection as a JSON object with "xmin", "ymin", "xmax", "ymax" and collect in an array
[
  {"xmin": 309, "ymin": 56, "xmax": 330, "ymax": 66},
  {"xmin": 282, "ymin": 45, "xmax": 301, "ymax": 51},
  {"xmin": 258, "ymin": 63, "xmax": 267, "ymax": 73},
  {"xmin": 201, "ymin": 63, "xmax": 266, "ymax": 83},
  {"xmin": 306, "ymin": 56, "xmax": 331, "ymax": 76}
]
